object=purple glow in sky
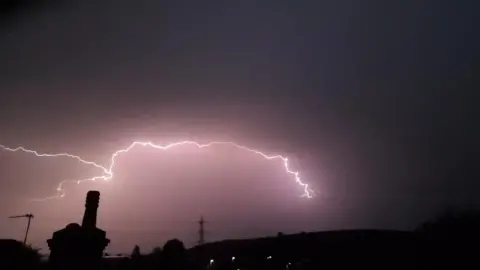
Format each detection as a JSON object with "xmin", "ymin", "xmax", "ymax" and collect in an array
[
  {"xmin": 0, "ymin": 139, "xmax": 319, "ymax": 253},
  {"xmin": 1, "ymin": 0, "xmax": 477, "ymax": 256},
  {"xmin": 0, "ymin": 141, "xmax": 314, "ymax": 201}
]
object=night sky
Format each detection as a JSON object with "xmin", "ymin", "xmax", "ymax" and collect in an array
[{"xmin": 0, "ymin": 0, "xmax": 478, "ymax": 253}]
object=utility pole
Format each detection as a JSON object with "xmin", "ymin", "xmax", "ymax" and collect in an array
[
  {"xmin": 9, "ymin": 213, "xmax": 34, "ymax": 245},
  {"xmin": 198, "ymin": 215, "xmax": 207, "ymax": 245}
]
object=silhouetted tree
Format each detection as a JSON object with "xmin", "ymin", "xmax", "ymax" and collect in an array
[
  {"xmin": 131, "ymin": 245, "xmax": 141, "ymax": 259},
  {"xmin": 143, "ymin": 246, "xmax": 162, "ymax": 268},
  {"xmin": 128, "ymin": 245, "xmax": 142, "ymax": 270},
  {"xmin": 24, "ymin": 244, "xmax": 42, "ymax": 262},
  {"xmin": 162, "ymin": 239, "xmax": 186, "ymax": 270},
  {"xmin": 151, "ymin": 246, "xmax": 162, "ymax": 256}
]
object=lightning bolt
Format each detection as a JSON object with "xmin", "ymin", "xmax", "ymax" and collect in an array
[{"xmin": 0, "ymin": 141, "xmax": 314, "ymax": 201}]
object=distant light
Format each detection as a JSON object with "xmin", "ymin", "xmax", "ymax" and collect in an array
[
  {"xmin": 232, "ymin": 256, "xmax": 236, "ymax": 261},
  {"xmin": 210, "ymin": 259, "xmax": 214, "ymax": 264},
  {"xmin": 267, "ymin": 256, "xmax": 272, "ymax": 259}
]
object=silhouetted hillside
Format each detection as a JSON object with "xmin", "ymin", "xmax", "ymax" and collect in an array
[{"xmin": 189, "ymin": 230, "xmax": 419, "ymax": 269}]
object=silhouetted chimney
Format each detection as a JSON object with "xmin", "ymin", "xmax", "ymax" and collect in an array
[
  {"xmin": 82, "ymin": 191, "xmax": 100, "ymax": 229},
  {"xmin": 47, "ymin": 191, "xmax": 109, "ymax": 270}
]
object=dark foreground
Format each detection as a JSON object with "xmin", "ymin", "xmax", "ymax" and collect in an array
[
  {"xmin": 1, "ymin": 228, "xmax": 480, "ymax": 270},
  {"xmin": 4, "ymin": 191, "xmax": 479, "ymax": 269}
]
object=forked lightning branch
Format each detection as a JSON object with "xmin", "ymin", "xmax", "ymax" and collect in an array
[{"xmin": 0, "ymin": 141, "xmax": 313, "ymax": 201}]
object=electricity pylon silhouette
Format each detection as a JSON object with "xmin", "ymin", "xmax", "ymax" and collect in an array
[
  {"xmin": 198, "ymin": 215, "xmax": 207, "ymax": 245},
  {"xmin": 9, "ymin": 213, "xmax": 34, "ymax": 245}
]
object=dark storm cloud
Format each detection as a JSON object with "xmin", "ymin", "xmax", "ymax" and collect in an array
[{"xmin": 0, "ymin": 0, "xmax": 479, "ymax": 252}]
